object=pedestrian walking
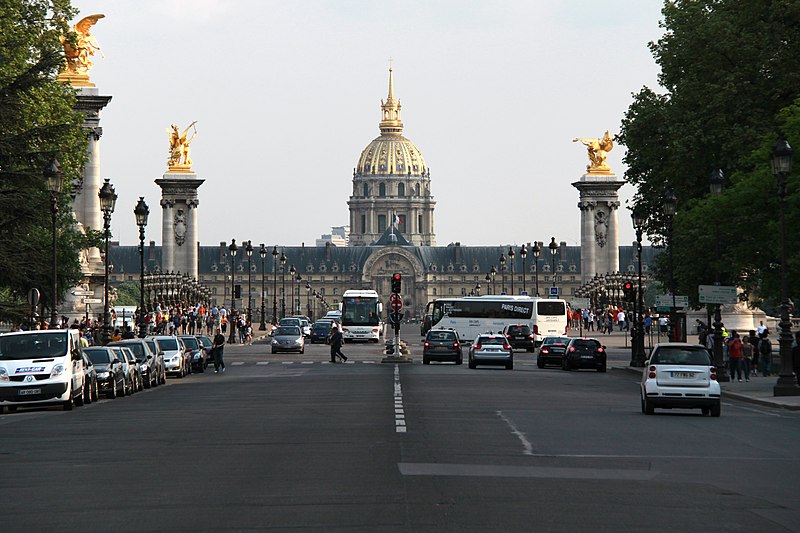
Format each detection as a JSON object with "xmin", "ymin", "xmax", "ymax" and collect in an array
[
  {"xmin": 727, "ymin": 331, "xmax": 744, "ymax": 381},
  {"xmin": 748, "ymin": 330, "xmax": 760, "ymax": 374},
  {"xmin": 741, "ymin": 336, "xmax": 752, "ymax": 381},
  {"xmin": 758, "ymin": 332, "xmax": 772, "ymax": 376},
  {"xmin": 329, "ymin": 321, "xmax": 347, "ymax": 363},
  {"xmin": 212, "ymin": 328, "xmax": 226, "ymax": 373}
]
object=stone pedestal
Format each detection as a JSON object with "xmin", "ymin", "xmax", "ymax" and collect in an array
[
  {"xmin": 156, "ymin": 171, "xmax": 204, "ymax": 279},
  {"xmin": 573, "ymin": 172, "xmax": 625, "ymax": 283}
]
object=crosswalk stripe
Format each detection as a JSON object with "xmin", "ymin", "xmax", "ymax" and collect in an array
[
  {"xmin": 231, "ymin": 361, "xmax": 245, "ymax": 366},
  {"xmin": 256, "ymin": 361, "xmax": 269, "ymax": 365}
]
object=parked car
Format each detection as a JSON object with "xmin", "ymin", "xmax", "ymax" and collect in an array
[
  {"xmin": 109, "ymin": 346, "xmax": 137, "ymax": 395},
  {"xmin": 641, "ymin": 342, "xmax": 721, "ymax": 416},
  {"xmin": 537, "ymin": 336, "xmax": 571, "ymax": 368},
  {"xmin": 196, "ymin": 335, "xmax": 213, "ymax": 368},
  {"xmin": 468, "ymin": 333, "xmax": 513, "ymax": 370},
  {"xmin": 148, "ymin": 336, "xmax": 188, "ymax": 377},
  {"xmin": 143, "ymin": 338, "xmax": 168, "ymax": 385},
  {"xmin": 109, "ymin": 338, "xmax": 164, "ymax": 388},
  {"xmin": 271, "ymin": 326, "xmax": 305, "ymax": 354},
  {"xmin": 502, "ymin": 324, "xmax": 536, "ymax": 352},
  {"xmin": 422, "ymin": 328, "xmax": 463, "ymax": 365},
  {"xmin": 562, "ymin": 338, "xmax": 606, "ymax": 372},
  {"xmin": 81, "ymin": 352, "xmax": 99, "ymax": 404},
  {"xmin": 84, "ymin": 347, "xmax": 125, "ymax": 399},
  {"xmin": 310, "ymin": 320, "xmax": 333, "ymax": 344},
  {"xmin": 122, "ymin": 346, "xmax": 143, "ymax": 392},
  {"xmin": 179, "ymin": 335, "xmax": 205, "ymax": 373}
]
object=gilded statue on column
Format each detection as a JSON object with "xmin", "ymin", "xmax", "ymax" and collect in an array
[
  {"xmin": 57, "ymin": 14, "xmax": 105, "ymax": 87},
  {"xmin": 167, "ymin": 121, "xmax": 198, "ymax": 172},
  {"xmin": 573, "ymin": 131, "xmax": 614, "ymax": 174}
]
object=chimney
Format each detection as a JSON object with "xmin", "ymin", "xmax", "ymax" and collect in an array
[{"xmin": 454, "ymin": 242, "xmax": 462, "ymax": 264}]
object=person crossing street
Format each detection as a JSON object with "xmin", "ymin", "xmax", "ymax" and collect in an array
[{"xmin": 329, "ymin": 321, "xmax": 347, "ymax": 363}]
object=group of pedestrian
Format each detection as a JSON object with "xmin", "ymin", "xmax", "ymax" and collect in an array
[{"xmin": 720, "ymin": 323, "xmax": 775, "ymax": 382}]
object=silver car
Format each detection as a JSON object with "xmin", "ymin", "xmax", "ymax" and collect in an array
[
  {"xmin": 468, "ymin": 333, "xmax": 513, "ymax": 370},
  {"xmin": 271, "ymin": 326, "xmax": 305, "ymax": 354},
  {"xmin": 148, "ymin": 336, "xmax": 188, "ymax": 378}
]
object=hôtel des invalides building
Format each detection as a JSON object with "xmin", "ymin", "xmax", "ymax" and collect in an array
[{"xmin": 108, "ymin": 68, "xmax": 653, "ymax": 321}]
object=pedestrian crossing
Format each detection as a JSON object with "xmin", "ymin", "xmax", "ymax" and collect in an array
[{"xmin": 223, "ymin": 360, "xmax": 541, "ymax": 366}]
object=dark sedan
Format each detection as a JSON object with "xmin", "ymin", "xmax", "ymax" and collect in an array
[
  {"xmin": 84, "ymin": 347, "xmax": 125, "ymax": 398},
  {"xmin": 109, "ymin": 339, "xmax": 164, "ymax": 388},
  {"xmin": 537, "ymin": 336, "xmax": 571, "ymax": 368},
  {"xmin": 179, "ymin": 335, "xmax": 205, "ymax": 373},
  {"xmin": 503, "ymin": 324, "xmax": 536, "ymax": 352},
  {"xmin": 562, "ymin": 337, "xmax": 607, "ymax": 372},
  {"xmin": 422, "ymin": 329, "xmax": 463, "ymax": 365},
  {"xmin": 310, "ymin": 321, "xmax": 333, "ymax": 344},
  {"xmin": 81, "ymin": 353, "xmax": 99, "ymax": 404}
]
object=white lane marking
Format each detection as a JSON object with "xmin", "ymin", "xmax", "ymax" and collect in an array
[
  {"xmin": 256, "ymin": 362, "xmax": 270, "ymax": 365},
  {"xmin": 497, "ymin": 410, "xmax": 533, "ymax": 456},
  {"xmin": 282, "ymin": 361, "xmax": 294, "ymax": 365},
  {"xmin": 394, "ymin": 364, "xmax": 407, "ymax": 433},
  {"xmin": 301, "ymin": 361, "xmax": 314, "ymax": 365},
  {"xmin": 231, "ymin": 361, "xmax": 245, "ymax": 366}
]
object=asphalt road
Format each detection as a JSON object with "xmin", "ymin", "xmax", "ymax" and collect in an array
[{"xmin": 2, "ymin": 336, "xmax": 800, "ymax": 532}]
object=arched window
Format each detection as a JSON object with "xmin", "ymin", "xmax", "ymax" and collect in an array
[
  {"xmin": 363, "ymin": 183, "xmax": 368, "ymax": 197},
  {"xmin": 379, "ymin": 183, "xmax": 386, "ymax": 197},
  {"xmin": 415, "ymin": 183, "xmax": 421, "ymax": 196},
  {"xmin": 398, "ymin": 182, "xmax": 405, "ymax": 197}
]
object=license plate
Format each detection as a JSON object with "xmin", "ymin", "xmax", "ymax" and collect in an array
[
  {"xmin": 581, "ymin": 355, "xmax": 594, "ymax": 359},
  {"xmin": 672, "ymin": 372, "xmax": 695, "ymax": 379},
  {"xmin": 18, "ymin": 388, "xmax": 41, "ymax": 396}
]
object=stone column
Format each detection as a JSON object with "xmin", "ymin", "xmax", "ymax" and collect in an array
[
  {"xmin": 156, "ymin": 172, "xmax": 204, "ymax": 279},
  {"xmin": 573, "ymin": 173, "xmax": 625, "ymax": 284},
  {"xmin": 186, "ymin": 199, "xmax": 200, "ymax": 279},
  {"xmin": 607, "ymin": 201, "xmax": 621, "ymax": 273},
  {"xmin": 579, "ymin": 201, "xmax": 596, "ymax": 283},
  {"xmin": 161, "ymin": 199, "xmax": 175, "ymax": 273}
]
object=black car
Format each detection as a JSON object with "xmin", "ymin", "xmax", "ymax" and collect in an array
[
  {"xmin": 109, "ymin": 339, "xmax": 164, "ymax": 388},
  {"xmin": 502, "ymin": 324, "xmax": 536, "ymax": 352},
  {"xmin": 422, "ymin": 329, "xmax": 463, "ymax": 365},
  {"xmin": 562, "ymin": 338, "xmax": 606, "ymax": 372},
  {"xmin": 81, "ymin": 352, "xmax": 99, "ymax": 404},
  {"xmin": 84, "ymin": 347, "xmax": 126, "ymax": 398},
  {"xmin": 310, "ymin": 321, "xmax": 333, "ymax": 344},
  {"xmin": 179, "ymin": 335, "xmax": 205, "ymax": 373},
  {"xmin": 537, "ymin": 336, "xmax": 571, "ymax": 368}
]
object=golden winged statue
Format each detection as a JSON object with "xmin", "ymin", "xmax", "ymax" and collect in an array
[
  {"xmin": 57, "ymin": 14, "xmax": 105, "ymax": 87},
  {"xmin": 167, "ymin": 122, "xmax": 198, "ymax": 171},
  {"xmin": 573, "ymin": 131, "xmax": 614, "ymax": 173}
]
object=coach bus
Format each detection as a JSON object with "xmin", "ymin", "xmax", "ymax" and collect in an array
[
  {"xmin": 423, "ymin": 295, "xmax": 569, "ymax": 345},
  {"xmin": 340, "ymin": 289, "xmax": 383, "ymax": 342}
]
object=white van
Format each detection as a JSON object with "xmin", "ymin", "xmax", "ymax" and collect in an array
[{"xmin": 0, "ymin": 329, "xmax": 86, "ymax": 412}]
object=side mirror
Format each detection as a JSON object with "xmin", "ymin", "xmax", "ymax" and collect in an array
[{"xmin": 72, "ymin": 352, "xmax": 82, "ymax": 361}]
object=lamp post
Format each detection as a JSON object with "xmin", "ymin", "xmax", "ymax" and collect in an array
[
  {"xmin": 271, "ymin": 246, "xmax": 278, "ymax": 323},
  {"xmin": 662, "ymin": 189, "xmax": 677, "ymax": 342},
  {"xmin": 44, "ymin": 158, "xmax": 63, "ymax": 328},
  {"xmin": 770, "ymin": 136, "xmax": 800, "ymax": 396},
  {"xmin": 306, "ymin": 281, "xmax": 311, "ymax": 320},
  {"xmin": 228, "ymin": 239, "xmax": 238, "ymax": 344},
  {"xmin": 499, "ymin": 253, "xmax": 506, "ymax": 294},
  {"xmin": 259, "ymin": 244, "xmax": 267, "ymax": 330},
  {"xmin": 134, "ymin": 197, "xmax": 149, "ymax": 338},
  {"xmin": 520, "ymin": 244, "xmax": 527, "ymax": 294},
  {"xmin": 709, "ymin": 169, "xmax": 729, "ymax": 381},
  {"xmin": 288, "ymin": 265, "xmax": 296, "ymax": 315},
  {"xmin": 245, "ymin": 240, "xmax": 253, "ymax": 324},
  {"xmin": 98, "ymin": 178, "xmax": 117, "ymax": 344},
  {"xmin": 532, "ymin": 242, "xmax": 541, "ymax": 297},
  {"xmin": 508, "ymin": 246, "xmax": 516, "ymax": 295},
  {"xmin": 549, "ymin": 237, "xmax": 558, "ymax": 289},
  {"xmin": 280, "ymin": 251, "xmax": 287, "ymax": 319},
  {"xmin": 631, "ymin": 208, "xmax": 647, "ymax": 366},
  {"xmin": 489, "ymin": 265, "xmax": 497, "ymax": 295}
]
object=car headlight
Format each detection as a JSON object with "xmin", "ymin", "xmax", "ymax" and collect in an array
[
  {"xmin": 97, "ymin": 371, "xmax": 110, "ymax": 379},
  {"xmin": 193, "ymin": 353, "xmax": 202, "ymax": 360},
  {"xmin": 0, "ymin": 368, "xmax": 8, "ymax": 382},
  {"xmin": 172, "ymin": 355, "xmax": 181, "ymax": 362},
  {"xmin": 50, "ymin": 364, "xmax": 65, "ymax": 378},
  {"xmin": 271, "ymin": 339, "xmax": 278, "ymax": 345}
]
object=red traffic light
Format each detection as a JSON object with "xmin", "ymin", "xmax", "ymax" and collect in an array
[{"xmin": 623, "ymin": 282, "xmax": 633, "ymax": 290}]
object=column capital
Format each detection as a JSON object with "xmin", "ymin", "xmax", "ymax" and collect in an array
[{"xmin": 160, "ymin": 198, "xmax": 175, "ymax": 208}]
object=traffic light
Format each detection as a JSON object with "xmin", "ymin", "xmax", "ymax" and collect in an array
[
  {"xmin": 391, "ymin": 272, "xmax": 402, "ymax": 294},
  {"xmin": 622, "ymin": 282, "xmax": 635, "ymax": 302}
]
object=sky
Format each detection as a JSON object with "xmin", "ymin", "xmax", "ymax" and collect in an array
[{"xmin": 71, "ymin": 0, "xmax": 665, "ymax": 249}]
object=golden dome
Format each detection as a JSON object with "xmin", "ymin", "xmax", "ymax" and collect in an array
[{"xmin": 355, "ymin": 66, "xmax": 427, "ymax": 177}]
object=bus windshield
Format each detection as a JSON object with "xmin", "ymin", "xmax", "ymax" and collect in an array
[{"xmin": 341, "ymin": 297, "xmax": 380, "ymax": 326}]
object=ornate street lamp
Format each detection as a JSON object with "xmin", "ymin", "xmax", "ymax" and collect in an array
[
  {"xmin": 295, "ymin": 273, "xmax": 303, "ymax": 316},
  {"xmin": 271, "ymin": 245, "xmax": 278, "ymax": 323},
  {"xmin": 280, "ymin": 251, "xmax": 287, "ymax": 319},
  {"xmin": 289, "ymin": 265, "xmax": 296, "ymax": 316},
  {"xmin": 549, "ymin": 237, "xmax": 559, "ymax": 289},
  {"xmin": 770, "ymin": 136, "xmax": 799, "ymax": 396},
  {"xmin": 245, "ymin": 240, "xmax": 253, "ymax": 324},
  {"xmin": 532, "ymin": 242, "xmax": 541, "ymax": 297},
  {"xmin": 98, "ymin": 178, "xmax": 117, "ymax": 343},
  {"xmin": 519, "ymin": 244, "xmax": 528, "ymax": 294},
  {"xmin": 630, "ymin": 208, "xmax": 647, "ymax": 366},
  {"xmin": 306, "ymin": 281, "xmax": 311, "ymax": 320},
  {"xmin": 499, "ymin": 253, "xmax": 506, "ymax": 294},
  {"xmin": 508, "ymin": 246, "xmax": 516, "ymax": 295},
  {"xmin": 489, "ymin": 265, "xmax": 497, "ymax": 295},
  {"xmin": 134, "ymin": 197, "xmax": 149, "ymax": 337},
  {"xmin": 259, "ymin": 244, "xmax": 267, "ymax": 330},
  {"xmin": 228, "ymin": 239, "xmax": 238, "ymax": 344},
  {"xmin": 44, "ymin": 158, "xmax": 63, "ymax": 328},
  {"xmin": 662, "ymin": 189, "xmax": 677, "ymax": 341},
  {"xmin": 708, "ymin": 169, "xmax": 728, "ymax": 381}
]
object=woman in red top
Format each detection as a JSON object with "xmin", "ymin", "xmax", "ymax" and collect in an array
[{"xmin": 727, "ymin": 331, "xmax": 744, "ymax": 381}]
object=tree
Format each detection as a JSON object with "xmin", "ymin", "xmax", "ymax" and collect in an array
[
  {"xmin": 618, "ymin": 0, "xmax": 800, "ymax": 312},
  {"xmin": 0, "ymin": 0, "xmax": 90, "ymax": 322}
]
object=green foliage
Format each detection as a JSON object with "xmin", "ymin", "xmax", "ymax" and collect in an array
[
  {"xmin": 114, "ymin": 281, "xmax": 141, "ymax": 307},
  {"xmin": 618, "ymin": 0, "xmax": 800, "ymax": 312},
  {"xmin": 0, "ymin": 0, "xmax": 90, "ymax": 321}
]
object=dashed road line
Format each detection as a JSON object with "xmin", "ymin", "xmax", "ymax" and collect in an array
[{"xmin": 394, "ymin": 364, "xmax": 406, "ymax": 433}]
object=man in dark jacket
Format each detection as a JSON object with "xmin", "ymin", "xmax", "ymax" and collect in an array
[
  {"xmin": 329, "ymin": 322, "xmax": 347, "ymax": 363},
  {"xmin": 212, "ymin": 328, "xmax": 226, "ymax": 373}
]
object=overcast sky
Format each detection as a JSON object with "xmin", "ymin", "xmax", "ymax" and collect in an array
[{"xmin": 72, "ymin": 0, "xmax": 664, "ymax": 249}]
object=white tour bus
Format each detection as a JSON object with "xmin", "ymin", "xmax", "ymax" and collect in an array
[
  {"xmin": 0, "ymin": 329, "xmax": 86, "ymax": 412},
  {"xmin": 424, "ymin": 295, "xmax": 569, "ymax": 345},
  {"xmin": 339, "ymin": 289, "xmax": 383, "ymax": 342}
]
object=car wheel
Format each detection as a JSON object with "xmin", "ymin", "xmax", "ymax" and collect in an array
[
  {"xmin": 108, "ymin": 379, "xmax": 117, "ymax": 399},
  {"xmin": 644, "ymin": 396, "xmax": 654, "ymax": 415},
  {"xmin": 710, "ymin": 402, "xmax": 721, "ymax": 417},
  {"xmin": 701, "ymin": 407, "xmax": 710, "ymax": 416},
  {"xmin": 271, "ymin": 348, "xmax": 276, "ymax": 354},
  {"xmin": 456, "ymin": 357, "xmax": 463, "ymax": 365},
  {"xmin": 144, "ymin": 375, "xmax": 151, "ymax": 389},
  {"xmin": 84, "ymin": 382, "xmax": 92, "ymax": 404},
  {"xmin": 160, "ymin": 371, "xmax": 166, "ymax": 385},
  {"xmin": 119, "ymin": 378, "xmax": 126, "ymax": 397},
  {"xmin": 537, "ymin": 359, "xmax": 545, "ymax": 369},
  {"xmin": 598, "ymin": 364, "xmax": 607, "ymax": 373},
  {"xmin": 93, "ymin": 381, "xmax": 99, "ymax": 401},
  {"xmin": 75, "ymin": 383, "xmax": 85, "ymax": 406},
  {"xmin": 562, "ymin": 359, "xmax": 571, "ymax": 371}
]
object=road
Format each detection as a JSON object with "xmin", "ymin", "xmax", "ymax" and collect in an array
[{"xmin": 2, "ymin": 335, "xmax": 800, "ymax": 532}]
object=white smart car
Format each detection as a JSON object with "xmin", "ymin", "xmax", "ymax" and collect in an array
[{"xmin": 641, "ymin": 343, "xmax": 721, "ymax": 417}]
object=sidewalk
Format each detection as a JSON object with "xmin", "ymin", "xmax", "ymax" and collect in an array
[{"xmin": 575, "ymin": 327, "xmax": 800, "ymax": 411}]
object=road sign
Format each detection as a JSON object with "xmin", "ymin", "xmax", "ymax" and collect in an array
[
  {"xmin": 82, "ymin": 298, "xmax": 102, "ymax": 304},
  {"xmin": 72, "ymin": 289, "xmax": 93, "ymax": 296},
  {"xmin": 389, "ymin": 293, "xmax": 401, "ymax": 304},
  {"xmin": 655, "ymin": 294, "xmax": 689, "ymax": 308},
  {"xmin": 550, "ymin": 287, "xmax": 560, "ymax": 296},
  {"xmin": 571, "ymin": 297, "xmax": 590, "ymax": 308},
  {"xmin": 698, "ymin": 285, "xmax": 737, "ymax": 305},
  {"xmin": 390, "ymin": 296, "xmax": 403, "ymax": 312}
]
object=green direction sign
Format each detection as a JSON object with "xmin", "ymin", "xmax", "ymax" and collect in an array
[
  {"xmin": 655, "ymin": 294, "xmax": 689, "ymax": 308},
  {"xmin": 570, "ymin": 297, "xmax": 590, "ymax": 308},
  {"xmin": 698, "ymin": 285, "xmax": 737, "ymax": 305}
]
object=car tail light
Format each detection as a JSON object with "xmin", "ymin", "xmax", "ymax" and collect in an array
[
  {"xmin": 372, "ymin": 328, "xmax": 379, "ymax": 333},
  {"xmin": 503, "ymin": 344, "xmax": 511, "ymax": 350},
  {"xmin": 569, "ymin": 347, "xmax": 575, "ymax": 352},
  {"xmin": 541, "ymin": 347, "xmax": 550, "ymax": 354},
  {"xmin": 424, "ymin": 342, "xmax": 430, "ymax": 348},
  {"xmin": 648, "ymin": 365, "xmax": 656, "ymax": 379},
  {"xmin": 453, "ymin": 343, "xmax": 459, "ymax": 348},
  {"xmin": 710, "ymin": 370, "xmax": 717, "ymax": 381},
  {"xmin": 597, "ymin": 347, "xmax": 604, "ymax": 353},
  {"xmin": 474, "ymin": 344, "xmax": 482, "ymax": 350}
]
